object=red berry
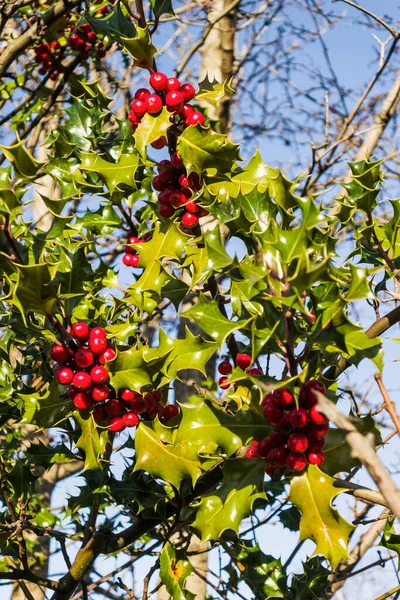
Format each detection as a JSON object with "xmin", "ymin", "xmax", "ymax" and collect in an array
[
  {"xmin": 179, "ymin": 174, "xmax": 190, "ymax": 188},
  {"xmin": 127, "ymin": 235, "xmax": 142, "ymax": 245},
  {"xmin": 131, "ymin": 99, "xmax": 147, "ymax": 116},
  {"xmin": 128, "ymin": 111, "xmax": 138, "ymax": 126},
  {"xmin": 289, "ymin": 407, "xmax": 308, "ymax": 428},
  {"xmin": 93, "ymin": 404, "xmax": 107, "ymax": 422},
  {"xmin": 257, "ymin": 439, "xmax": 272, "ymax": 458},
  {"xmin": 185, "ymin": 201, "xmax": 198, "ymax": 213},
  {"xmin": 179, "ymin": 104, "xmax": 194, "ymax": 119},
  {"xmin": 146, "ymin": 94, "xmax": 163, "ymax": 114},
  {"xmin": 152, "ymin": 175, "xmax": 167, "ymax": 192},
  {"xmin": 251, "ymin": 440, "xmax": 259, "ymax": 447},
  {"xmin": 151, "ymin": 136, "xmax": 167, "ymax": 150},
  {"xmin": 307, "ymin": 434, "xmax": 325, "ymax": 452},
  {"xmin": 75, "ymin": 349, "xmax": 94, "ymax": 369},
  {"xmin": 88, "ymin": 31, "xmax": 97, "ymax": 42},
  {"xmin": 68, "ymin": 386, "xmax": 79, "ymax": 399},
  {"xmin": 122, "ymin": 412, "xmax": 139, "ymax": 427},
  {"xmin": 165, "ymin": 90, "xmax": 184, "ymax": 109},
  {"xmin": 309, "ymin": 405, "xmax": 327, "ymax": 425},
  {"xmin": 72, "ymin": 371, "xmax": 92, "ymax": 390},
  {"xmin": 135, "ymin": 88, "xmax": 151, "ymax": 100},
  {"xmin": 263, "ymin": 402, "xmax": 284, "ymax": 425},
  {"xmin": 263, "ymin": 393, "xmax": 275, "ymax": 406},
  {"xmin": 123, "ymin": 253, "xmax": 137, "ymax": 267},
  {"xmin": 108, "ymin": 416, "xmax": 125, "ymax": 432},
  {"xmin": 246, "ymin": 447, "xmax": 260, "ymax": 459},
  {"xmin": 309, "ymin": 421, "xmax": 329, "ymax": 437},
  {"xmin": 236, "ymin": 353, "xmax": 252, "ymax": 370},
  {"xmin": 51, "ymin": 41, "xmax": 60, "ymax": 50},
  {"xmin": 159, "ymin": 204, "xmax": 175, "ymax": 218},
  {"xmin": 149, "ymin": 72, "xmax": 168, "ymax": 91},
  {"xmin": 218, "ymin": 376, "xmax": 230, "ymax": 389},
  {"xmin": 273, "ymin": 388, "xmax": 294, "ymax": 408},
  {"xmin": 286, "ymin": 452, "xmax": 307, "ymax": 472},
  {"xmin": 120, "ymin": 389, "xmax": 136, "ymax": 402},
  {"xmin": 89, "ymin": 337, "xmax": 107, "ymax": 354},
  {"xmin": 288, "ymin": 433, "xmax": 308, "ymax": 453},
  {"xmin": 187, "ymin": 112, "xmax": 205, "ymax": 126},
  {"xmin": 267, "ymin": 447, "xmax": 288, "ymax": 467},
  {"xmin": 180, "ymin": 83, "xmax": 196, "ymax": 101},
  {"xmin": 90, "ymin": 365, "xmax": 109, "ymax": 383},
  {"xmin": 265, "ymin": 464, "xmax": 276, "ymax": 476},
  {"xmin": 144, "ymin": 392, "xmax": 157, "ymax": 412},
  {"xmin": 218, "ymin": 361, "xmax": 232, "ymax": 375},
  {"xmin": 307, "ymin": 451, "xmax": 325, "ymax": 466},
  {"xmin": 181, "ymin": 212, "xmax": 198, "ymax": 228},
  {"xmin": 74, "ymin": 392, "xmax": 92, "ymax": 410},
  {"xmin": 51, "ymin": 345, "xmax": 70, "ymax": 363},
  {"xmin": 248, "ymin": 367, "xmax": 262, "ymax": 376},
  {"xmin": 56, "ymin": 367, "xmax": 74, "ymax": 385},
  {"xmin": 170, "ymin": 152, "xmax": 184, "ymax": 169},
  {"xmin": 40, "ymin": 52, "xmax": 51, "ymax": 63},
  {"xmin": 71, "ymin": 321, "xmax": 90, "ymax": 340},
  {"xmin": 131, "ymin": 397, "xmax": 148, "ymax": 414},
  {"xmin": 157, "ymin": 405, "xmax": 165, "ymax": 419},
  {"xmin": 269, "ymin": 431, "xmax": 288, "ymax": 448},
  {"xmin": 92, "ymin": 384, "xmax": 110, "ymax": 402},
  {"xmin": 170, "ymin": 191, "xmax": 187, "ymax": 207},
  {"xmin": 152, "ymin": 390, "xmax": 163, "ymax": 403},
  {"xmin": 90, "ymin": 327, "xmax": 107, "ymax": 339},
  {"xmin": 99, "ymin": 346, "xmax": 116, "ymax": 365},
  {"xmin": 163, "ymin": 404, "xmax": 180, "ymax": 420},
  {"xmin": 166, "ymin": 77, "xmax": 180, "ymax": 91},
  {"xmin": 276, "ymin": 412, "xmax": 291, "ymax": 431},
  {"xmin": 106, "ymin": 399, "xmax": 124, "ymax": 417},
  {"xmin": 303, "ymin": 380, "xmax": 326, "ymax": 405}
]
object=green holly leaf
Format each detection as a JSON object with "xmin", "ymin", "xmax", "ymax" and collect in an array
[
  {"xmin": 290, "ymin": 557, "xmax": 332, "ymax": 599},
  {"xmin": 20, "ymin": 381, "xmax": 74, "ymax": 428},
  {"xmin": 177, "ymin": 126, "xmax": 241, "ymax": 175},
  {"xmin": 107, "ymin": 343, "xmax": 171, "ymax": 393},
  {"xmin": 134, "ymin": 108, "xmax": 172, "ymax": 156},
  {"xmin": 181, "ymin": 295, "xmax": 252, "ymax": 346},
  {"xmin": 129, "ymin": 223, "xmax": 189, "ymax": 296},
  {"xmin": 80, "ymin": 152, "xmax": 140, "ymax": 193},
  {"xmin": 289, "ymin": 465, "xmax": 354, "ymax": 568},
  {"xmin": 160, "ymin": 543, "xmax": 193, "ymax": 600},
  {"xmin": 6, "ymin": 263, "xmax": 58, "ymax": 321},
  {"xmin": 342, "ymin": 264, "xmax": 374, "ymax": 302},
  {"xmin": 192, "ymin": 459, "xmax": 266, "ymax": 541},
  {"xmin": 196, "ymin": 75, "xmax": 234, "ymax": 109},
  {"xmin": 235, "ymin": 541, "xmax": 287, "ymax": 599},
  {"xmin": 74, "ymin": 411, "xmax": 110, "ymax": 471},
  {"xmin": 203, "ymin": 227, "xmax": 233, "ymax": 271},
  {"xmin": 7, "ymin": 463, "xmax": 37, "ymax": 499},
  {"xmin": 122, "ymin": 27, "xmax": 158, "ymax": 68},
  {"xmin": 26, "ymin": 441, "xmax": 77, "ymax": 467},
  {"xmin": 157, "ymin": 327, "xmax": 217, "ymax": 385},
  {"xmin": 0, "ymin": 141, "xmax": 43, "ymax": 178},
  {"xmin": 380, "ymin": 519, "xmax": 400, "ymax": 566},
  {"xmin": 323, "ymin": 413, "xmax": 382, "ymax": 476},
  {"xmin": 279, "ymin": 506, "xmax": 301, "ymax": 532},
  {"xmin": 149, "ymin": 0, "xmax": 174, "ymax": 17},
  {"xmin": 134, "ymin": 402, "xmax": 269, "ymax": 489}
]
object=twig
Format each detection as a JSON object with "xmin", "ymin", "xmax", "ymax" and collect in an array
[
  {"xmin": 375, "ymin": 582, "xmax": 400, "ymax": 600},
  {"xmin": 333, "ymin": 0, "xmax": 398, "ymax": 38},
  {"xmin": 374, "ymin": 373, "xmax": 400, "ymax": 436},
  {"xmin": 316, "ymin": 392, "xmax": 400, "ymax": 518}
]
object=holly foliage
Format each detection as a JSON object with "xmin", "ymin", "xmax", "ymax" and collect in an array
[{"xmin": 0, "ymin": 1, "xmax": 399, "ymax": 598}]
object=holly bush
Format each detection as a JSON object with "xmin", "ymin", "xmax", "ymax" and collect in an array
[{"xmin": 0, "ymin": 1, "xmax": 399, "ymax": 599}]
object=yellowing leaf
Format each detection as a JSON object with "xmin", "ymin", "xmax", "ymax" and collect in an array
[{"xmin": 289, "ymin": 466, "xmax": 354, "ymax": 568}]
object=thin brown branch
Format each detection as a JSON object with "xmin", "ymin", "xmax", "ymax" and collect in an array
[
  {"xmin": 374, "ymin": 373, "xmax": 400, "ymax": 436},
  {"xmin": 316, "ymin": 392, "xmax": 400, "ymax": 519},
  {"xmin": 333, "ymin": 0, "xmax": 398, "ymax": 38}
]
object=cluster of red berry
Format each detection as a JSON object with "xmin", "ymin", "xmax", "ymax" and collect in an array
[
  {"xmin": 247, "ymin": 380, "xmax": 328, "ymax": 477},
  {"xmin": 67, "ymin": 22, "xmax": 107, "ymax": 60},
  {"xmin": 51, "ymin": 322, "xmax": 179, "ymax": 433},
  {"xmin": 34, "ymin": 41, "xmax": 64, "ymax": 79},
  {"xmin": 128, "ymin": 71, "xmax": 204, "ymax": 138},
  {"xmin": 122, "ymin": 234, "xmax": 144, "ymax": 268},
  {"xmin": 217, "ymin": 353, "xmax": 263, "ymax": 389},
  {"xmin": 154, "ymin": 152, "xmax": 209, "ymax": 228}
]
